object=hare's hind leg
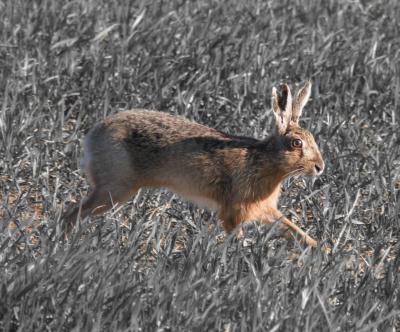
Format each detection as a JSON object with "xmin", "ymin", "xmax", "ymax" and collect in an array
[
  {"xmin": 62, "ymin": 136, "xmax": 140, "ymax": 234},
  {"xmin": 62, "ymin": 192, "xmax": 101, "ymax": 234},
  {"xmin": 62, "ymin": 185, "xmax": 139, "ymax": 234}
]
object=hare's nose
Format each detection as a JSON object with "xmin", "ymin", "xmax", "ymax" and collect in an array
[{"xmin": 314, "ymin": 161, "xmax": 325, "ymax": 175}]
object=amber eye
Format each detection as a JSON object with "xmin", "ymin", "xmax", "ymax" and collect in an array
[{"xmin": 291, "ymin": 138, "xmax": 303, "ymax": 149}]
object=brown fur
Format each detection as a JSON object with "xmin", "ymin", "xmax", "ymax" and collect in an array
[{"xmin": 63, "ymin": 82, "xmax": 324, "ymax": 247}]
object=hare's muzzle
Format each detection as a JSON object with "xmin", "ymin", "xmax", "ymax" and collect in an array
[{"xmin": 314, "ymin": 160, "xmax": 325, "ymax": 176}]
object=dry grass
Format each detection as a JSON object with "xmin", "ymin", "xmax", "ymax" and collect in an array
[{"xmin": 1, "ymin": 0, "xmax": 400, "ymax": 331}]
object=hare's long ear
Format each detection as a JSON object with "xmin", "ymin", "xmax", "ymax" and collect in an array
[
  {"xmin": 271, "ymin": 84, "xmax": 292, "ymax": 135},
  {"xmin": 292, "ymin": 81, "xmax": 312, "ymax": 124}
]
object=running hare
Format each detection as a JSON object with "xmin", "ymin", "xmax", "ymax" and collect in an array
[{"xmin": 63, "ymin": 82, "xmax": 324, "ymax": 247}]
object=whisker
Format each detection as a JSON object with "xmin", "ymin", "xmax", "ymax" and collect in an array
[{"xmin": 286, "ymin": 168, "xmax": 305, "ymax": 178}]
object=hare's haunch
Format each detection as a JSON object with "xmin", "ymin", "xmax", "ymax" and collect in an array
[{"xmin": 63, "ymin": 82, "xmax": 324, "ymax": 247}]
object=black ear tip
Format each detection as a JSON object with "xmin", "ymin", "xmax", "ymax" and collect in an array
[
  {"xmin": 281, "ymin": 84, "xmax": 289, "ymax": 93},
  {"xmin": 278, "ymin": 84, "xmax": 291, "ymax": 110}
]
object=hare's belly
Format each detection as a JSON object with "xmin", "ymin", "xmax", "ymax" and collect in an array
[
  {"xmin": 185, "ymin": 194, "xmax": 220, "ymax": 211},
  {"xmin": 171, "ymin": 189, "xmax": 220, "ymax": 211}
]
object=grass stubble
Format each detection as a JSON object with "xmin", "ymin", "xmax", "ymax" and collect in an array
[{"xmin": 0, "ymin": 0, "xmax": 399, "ymax": 331}]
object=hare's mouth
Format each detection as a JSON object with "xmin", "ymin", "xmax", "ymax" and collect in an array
[
  {"xmin": 286, "ymin": 168, "xmax": 305, "ymax": 178},
  {"xmin": 305, "ymin": 167, "xmax": 321, "ymax": 177}
]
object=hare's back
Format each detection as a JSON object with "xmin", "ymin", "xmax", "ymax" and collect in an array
[{"xmin": 100, "ymin": 110, "xmax": 227, "ymax": 145}]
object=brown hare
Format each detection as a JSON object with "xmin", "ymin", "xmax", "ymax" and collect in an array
[{"xmin": 63, "ymin": 81, "xmax": 324, "ymax": 247}]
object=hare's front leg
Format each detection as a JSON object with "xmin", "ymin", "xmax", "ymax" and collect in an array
[
  {"xmin": 263, "ymin": 208, "xmax": 317, "ymax": 247},
  {"xmin": 241, "ymin": 204, "xmax": 317, "ymax": 248},
  {"xmin": 217, "ymin": 204, "xmax": 317, "ymax": 247},
  {"xmin": 219, "ymin": 206, "xmax": 242, "ymax": 233},
  {"xmin": 278, "ymin": 215, "xmax": 317, "ymax": 248}
]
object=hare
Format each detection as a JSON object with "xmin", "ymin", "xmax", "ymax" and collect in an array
[{"xmin": 63, "ymin": 81, "xmax": 324, "ymax": 247}]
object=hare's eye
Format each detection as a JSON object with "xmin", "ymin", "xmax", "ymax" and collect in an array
[{"xmin": 291, "ymin": 139, "xmax": 303, "ymax": 149}]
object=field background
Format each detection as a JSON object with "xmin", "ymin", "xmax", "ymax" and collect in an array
[{"xmin": 1, "ymin": 0, "xmax": 400, "ymax": 331}]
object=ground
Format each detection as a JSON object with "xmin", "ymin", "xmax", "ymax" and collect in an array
[{"xmin": 0, "ymin": 1, "xmax": 399, "ymax": 331}]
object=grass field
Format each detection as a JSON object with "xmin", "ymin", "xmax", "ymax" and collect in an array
[{"xmin": 1, "ymin": 0, "xmax": 400, "ymax": 331}]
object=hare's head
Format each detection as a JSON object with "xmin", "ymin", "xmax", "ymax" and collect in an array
[{"xmin": 271, "ymin": 81, "xmax": 324, "ymax": 177}]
